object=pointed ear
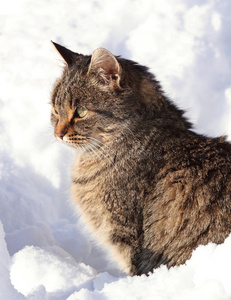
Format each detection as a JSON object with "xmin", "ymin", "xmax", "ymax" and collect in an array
[
  {"xmin": 51, "ymin": 41, "xmax": 78, "ymax": 66},
  {"xmin": 88, "ymin": 48, "xmax": 121, "ymax": 88}
]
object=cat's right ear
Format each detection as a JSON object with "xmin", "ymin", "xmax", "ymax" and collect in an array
[{"xmin": 51, "ymin": 41, "xmax": 78, "ymax": 66}]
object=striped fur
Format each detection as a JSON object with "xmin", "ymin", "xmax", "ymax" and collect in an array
[{"xmin": 51, "ymin": 43, "xmax": 231, "ymax": 275}]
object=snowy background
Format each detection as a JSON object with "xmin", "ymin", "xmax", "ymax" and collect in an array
[{"xmin": 1, "ymin": 0, "xmax": 231, "ymax": 299}]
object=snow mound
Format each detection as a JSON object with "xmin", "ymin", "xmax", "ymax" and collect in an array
[
  {"xmin": 10, "ymin": 246, "xmax": 97, "ymax": 298},
  {"xmin": 8, "ymin": 233, "xmax": 231, "ymax": 300},
  {"xmin": 0, "ymin": 221, "xmax": 24, "ymax": 299}
]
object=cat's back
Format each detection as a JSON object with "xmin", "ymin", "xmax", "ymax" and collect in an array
[{"xmin": 141, "ymin": 134, "xmax": 231, "ymax": 270}]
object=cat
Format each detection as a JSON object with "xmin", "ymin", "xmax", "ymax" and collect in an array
[{"xmin": 50, "ymin": 41, "xmax": 231, "ymax": 275}]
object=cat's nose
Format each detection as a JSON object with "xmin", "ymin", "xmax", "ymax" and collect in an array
[{"xmin": 55, "ymin": 131, "xmax": 66, "ymax": 140}]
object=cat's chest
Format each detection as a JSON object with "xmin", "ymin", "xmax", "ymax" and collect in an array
[
  {"xmin": 72, "ymin": 159, "xmax": 104, "ymax": 199},
  {"xmin": 71, "ymin": 157, "xmax": 115, "ymax": 227}
]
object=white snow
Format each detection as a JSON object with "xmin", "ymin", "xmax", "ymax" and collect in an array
[
  {"xmin": 10, "ymin": 246, "xmax": 97, "ymax": 297},
  {"xmin": 1, "ymin": 0, "xmax": 231, "ymax": 299}
]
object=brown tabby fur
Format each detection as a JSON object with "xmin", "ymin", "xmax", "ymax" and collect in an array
[{"xmin": 50, "ymin": 42, "xmax": 231, "ymax": 275}]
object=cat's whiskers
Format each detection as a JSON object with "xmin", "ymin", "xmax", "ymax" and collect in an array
[
  {"xmin": 87, "ymin": 141, "xmax": 112, "ymax": 166},
  {"xmin": 87, "ymin": 137, "xmax": 117, "ymax": 159},
  {"xmin": 83, "ymin": 143, "xmax": 101, "ymax": 166},
  {"xmin": 87, "ymin": 143, "xmax": 118, "ymax": 187},
  {"xmin": 86, "ymin": 137, "xmax": 125, "ymax": 187},
  {"xmin": 86, "ymin": 141, "xmax": 119, "ymax": 187},
  {"xmin": 85, "ymin": 142, "xmax": 103, "ymax": 163},
  {"xmin": 76, "ymin": 142, "xmax": 99, "ymax": 165},
  {"xmin": 86, "ymin": 137, "xmax": 116, "ymax": 165}
]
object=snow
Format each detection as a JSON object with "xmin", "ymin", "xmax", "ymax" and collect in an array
[
  {"xmin": 11, "ymin": 246, "xmax": 97, "ymax": 297},
  {"xmin": 1, "ymin": 0, "xmax": 231, "ymax": 299}
]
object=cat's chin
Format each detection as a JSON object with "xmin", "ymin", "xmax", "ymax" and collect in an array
[
  {"xmin": 63, "ymin": 141, "xmax": 81, "ymax": 150},
  {"xmin": 55, "ymin": 136, "xmax": 68, "ymax": 146}
]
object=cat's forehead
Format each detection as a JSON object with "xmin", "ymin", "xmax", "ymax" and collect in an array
[
  {"xmin": 52, "ymin": 52, "xmax": 115, "ymax": 108},
  {"xmin": 54, "ymin": 71, "xmax": 95, "ymax": 108}
]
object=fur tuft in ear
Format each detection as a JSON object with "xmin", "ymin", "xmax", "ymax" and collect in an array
[
  {"xmin": 88, "ymin": 48, "xmax": 121, "ymax": 88},
  {"xmin": 51, "ymin": 41, "xmax": 80, "ymax": 66}
]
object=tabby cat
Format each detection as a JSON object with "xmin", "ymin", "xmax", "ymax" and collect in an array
[{"xmin": 51, "ymin": 41, "xmax": 231, "ymax": 275}]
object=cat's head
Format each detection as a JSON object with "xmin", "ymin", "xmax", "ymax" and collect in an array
[{"xmin": 50, "ymin": 42, "xmax": 144, "ymax": 152}]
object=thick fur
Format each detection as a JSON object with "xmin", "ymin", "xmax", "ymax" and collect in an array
[{"xmin": 51, "ymin": 43, "xmax": 231, "ymax": 275}]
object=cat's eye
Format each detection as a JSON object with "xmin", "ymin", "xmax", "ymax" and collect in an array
[
  {"xmin": 53, "ymin": 108, "xmax": 58, "ymax": 115},
  {"xmin": 77, "ymin": 107, "xmax": 88, "ymax": 118}
]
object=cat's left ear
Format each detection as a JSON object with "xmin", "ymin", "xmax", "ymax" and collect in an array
[{"xmin": 88, "ymin": 48, "xmax": 121, "ymax": 90}]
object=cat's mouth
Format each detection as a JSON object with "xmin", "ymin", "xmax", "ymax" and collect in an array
[
  {"xmin": 55, "ymin": 133, "xmax": 103, "ymax": 153},
  {"xmin": 61, "ymin": 135, "xmax": 87, "ymax": 148}
]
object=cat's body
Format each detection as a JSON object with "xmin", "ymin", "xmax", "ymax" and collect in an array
[{"xmin": 51, "ymin": 42, "xmax": 231, "ymax": 275}]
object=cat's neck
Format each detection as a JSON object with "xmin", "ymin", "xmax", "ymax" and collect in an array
[{"xmin": 74, "ymin": 144, "xmax": 114, "ymax": 170}]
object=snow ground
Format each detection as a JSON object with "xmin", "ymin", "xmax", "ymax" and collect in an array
[{"xmin": 1, "ymin": 0, "xmax": 231, "ymax": 299}]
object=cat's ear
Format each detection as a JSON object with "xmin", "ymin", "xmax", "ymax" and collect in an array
[
  {"xmin": 88, "ymin": 48, "xmax": 121, "ymax": 89},
  {"xmin": 51, "ymin": 41, "xmax": 78, "ymax": 66}
]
